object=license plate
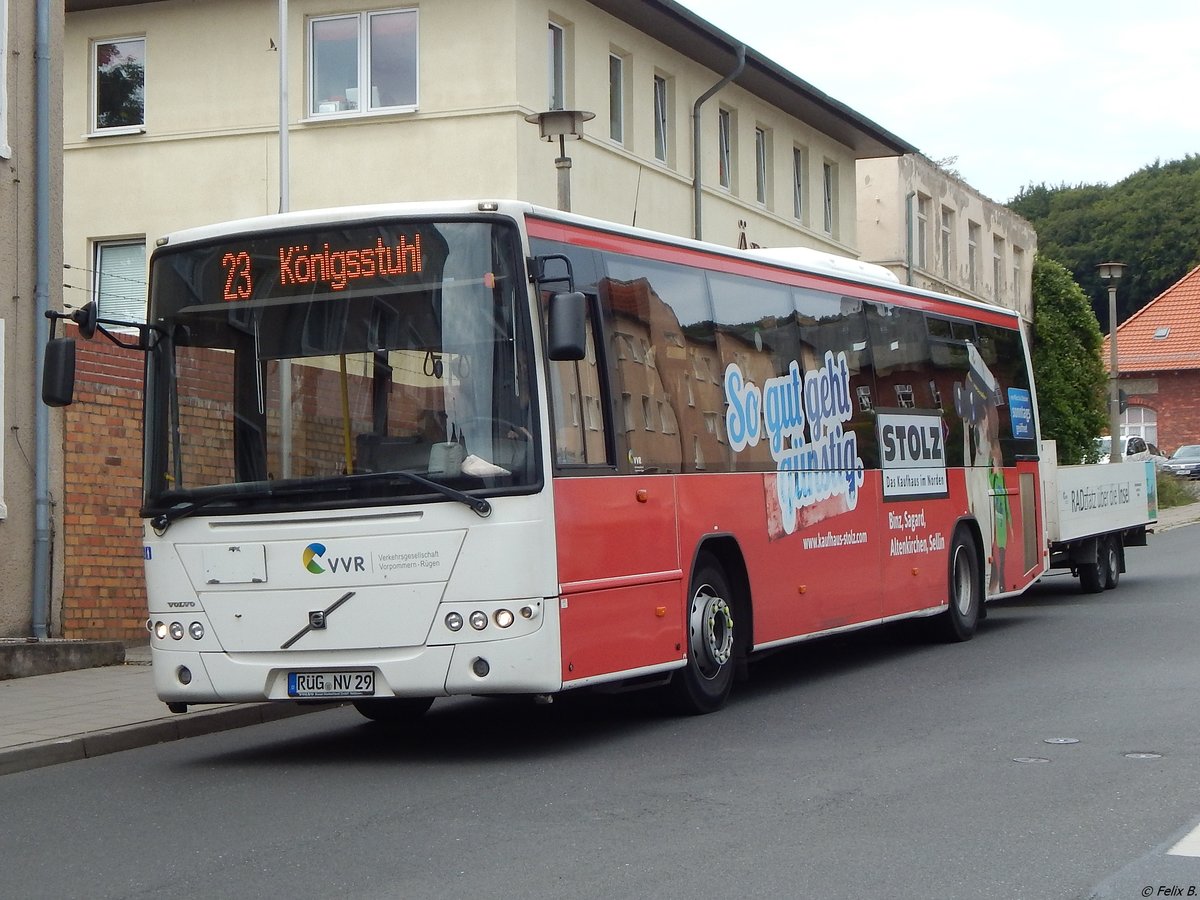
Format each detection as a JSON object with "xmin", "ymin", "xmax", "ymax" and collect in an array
[{"xmin": 287, "ymin": 670, "xmax": 375, "ymax": 698}]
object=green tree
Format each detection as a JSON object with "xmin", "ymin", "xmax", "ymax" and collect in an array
[
  {"xmin": 1030, "ymin": 256, "xmax": 1108, "ymax": 464},
  {"xmin": 1010, "ymin": 156, "xmax": 1200, "ymax": 332}
]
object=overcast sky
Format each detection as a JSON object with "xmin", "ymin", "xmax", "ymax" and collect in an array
[{"xmin": 678, "ymin": 0, "xmax": 1200, "ymax": 203}]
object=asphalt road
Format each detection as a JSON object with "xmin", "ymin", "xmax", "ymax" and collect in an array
[{"xmin": 2, "ymin": 527, "xmax": 1198, "ymax": 900}]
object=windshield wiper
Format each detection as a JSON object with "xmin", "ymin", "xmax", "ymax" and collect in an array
[
  {"xmin": 148, "ymin": 470, "xmax": 490, "ymax": 533},
  {"xmin": 383, "ymin": 470, "xmax": 492, "ymax": 518}
]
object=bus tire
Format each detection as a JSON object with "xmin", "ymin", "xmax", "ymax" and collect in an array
[
  {"xmin": 670, "ymin": 556, "xmax": 736, "ymax": 715},
  {"xmin": 352, "ymin": 696, "xmax": 434, "ymax": 723},
  {"xmin": 936, "ymin": 531, "xmax": 981, "ymax": 642},
  {"xmin": 1102, "ymin": 537, "xmax": 1121, "ymax": 590}
]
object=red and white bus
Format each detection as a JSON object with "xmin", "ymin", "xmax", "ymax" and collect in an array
[{"xmin": 47, "ymin": 200, "xmax": 1066, "ymax": 717}]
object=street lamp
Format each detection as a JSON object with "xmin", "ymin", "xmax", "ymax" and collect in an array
[
  {"xmin": 1097, "ymin": 261, "xmax": 1127, "ymax": 463},
  {"xmin": 524, "ymin": 109, "xmax": 594, "ymax": 212}
]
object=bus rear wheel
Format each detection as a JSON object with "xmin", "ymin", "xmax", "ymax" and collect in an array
[
  {"xmin": 670, "ymin": 556, "xmax": 736, "ymax": 715},
  {"xmin": 353, "ymin": 696, "xmax": 434, "ymax": 723},
  {"xmin": 935, "ymin": 531, "xmax": 980, "ymax": 642}
]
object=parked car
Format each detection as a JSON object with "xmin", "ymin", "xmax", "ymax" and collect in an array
[
  {"xmin": 1161, "ymin": 444, "xmax": 1200, "ymax": 478},
  {"xmin": 1095, "ymin": 436, "xmax": 1167, "ymax": 466}
]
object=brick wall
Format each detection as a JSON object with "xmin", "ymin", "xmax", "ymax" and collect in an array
[
  {"xmin": 1122, "ymin": 370, "xmax": 1200, "ymax": 454},
  {"xmin": 61, "ymin": 333, "xmax": 147, "ymax": 640}
]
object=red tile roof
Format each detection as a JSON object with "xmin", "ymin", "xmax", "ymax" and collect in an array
[{"xmin": 1103, "ymin": 264, "xmax": 1200, "ymax": 372}]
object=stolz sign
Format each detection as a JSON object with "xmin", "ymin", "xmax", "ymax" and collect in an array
[{"xmin": 877, "ymin": 409, "xmax": 949, "ymax": 500}]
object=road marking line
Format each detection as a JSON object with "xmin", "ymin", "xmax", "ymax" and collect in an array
[{"xmin": 1167, "ymin": 822, "xmax": 1200, "ymax": 857}]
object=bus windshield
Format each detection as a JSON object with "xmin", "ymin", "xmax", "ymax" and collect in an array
[{"xmin": 142, "ymin": 217, "xmax": 538, "ymax": 518}]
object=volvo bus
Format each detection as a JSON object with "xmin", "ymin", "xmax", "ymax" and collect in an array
[{"xmin": 43, "ymin": 200, "xmax": 1151, "ymax": 719}]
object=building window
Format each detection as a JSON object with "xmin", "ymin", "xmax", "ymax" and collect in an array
[
  {"xmin": 653, "ymin": 74, "xmax": 670, "ymax": 163},
  {"xmin": 309, "ymin": 9, "xmax": 418, "ymax": 118},
  {"xmin": 822, "ymin": 162, "xmax": 838, "ymax": 236},
  {"xmin": 856, "ymin": 385, "xmax": 873, "ymax": 411},
  {"xmin": 94, "ymin": 240, "xmax": 147, "ymax": 324},
  {"xmin": 967, "ymin": 220, "xmax": 980, "ymax": 291},
  {"xmin": 894, "ymin": 384, "xmax": 915, "ymax": 408},
  {"xmin": 608, "ymin": 52, "xmax": 624, "ymax": 142},
  {"xmin": 1122, "ymin": 405, "xmax": 1158, "ymax": 445},
  {"xmin": 755, "ymin": 127, "xmax": 770, "ymax": 205},
  {"xmin": 992, "ymin": 235, "xmax": 1005, "ymax": 299},
  {"xmin": 642, "ymin": 396, "xmax": 655, "ymax": 431},
  {"xmin": 92, "ymin": 37, "xmax": 145, "ymax": 131},
  {"xmin": 1012, "ymin": 245, "xmax": 1025, "ymax": 306},
  {"xmin": 792, "ymin": 146, "xmax": 808, "ymax": 222},
  {"xmin": 940, "ymin": 206, "xmax": 954, "ymax": 280},
  {"xmin": 717, "ymin": 107, "xmax": 732, "ymax": 188},
  {"xmin": 916, "ymin": 194, "xmax": 930, "ymax": 270},
  {"xmin": 548, "ymin": 21, "xmax": 565, "ymax": 110}
]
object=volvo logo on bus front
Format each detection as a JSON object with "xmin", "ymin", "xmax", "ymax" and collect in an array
[{"xmin": 309, "ymin": 610, "xmax": 327, "ymax": 630}]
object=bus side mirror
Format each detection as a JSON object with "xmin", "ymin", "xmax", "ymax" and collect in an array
[
  {"xmin": 72, "ymin": 300, "xmax": 99, "ymax": 340},
  {"xmin": 42, "ymin": 337, "xmax": 78, "ymax": 407},
  {"xmin": 547, "ymin": 291, "xmax": 586, "ymax": 361}
]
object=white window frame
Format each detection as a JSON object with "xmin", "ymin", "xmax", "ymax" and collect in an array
[
  {"xmin": 717, "ymin": 108, "xmax": 732, "ymax": 188},
  {"xmin": 792, "ymin": 145, "xmax": 807, "ymax": 222},
  {"xmin": 548, "ymin": 21, "xmax": 565, "ymax": 110},
  {"xmin": 755, "ymin": 127, "xmax": 769, "ymax": 205},
  {"xmin": 653, "ymin": 73, "xmax": 670, "ymax": 164},
  {"xmin": 992, "ymin": 235, "xmax": 1005, "ymax": 299},
  {"xmin": 967, "ymin": 221, "xmax": 980, "ymax": 291},
  {"xmin": 90, "ymin": 35, "xmax": 146, "ymax": 135},
  {"xmin": 940, "ymin": 206, "xmax": 954, "ymax": 279},
  {"xmin": 309, "ymin": 8, "xmax": 419, "ymax": 119},
  {"xmin": 0, "ymin": 0, "xmax": 11, "ymax": 159},
  {"xmin": 93, "ymin": 239, "xmax": 148, "ymax": 326},
  {"xmin": 608, "ymin": 51, "xmax": 624, "ymax": 143},
  {"xmin": 822, "ymin": 161, "xmax": 838, "ymax": 236},
  {"xmin": 1013, "ymin": 246, "xmax": 1025, "ymax": 306},
  {"xmin": 916, "ymin": 194, "xmax": 930, "ymax": 270}
]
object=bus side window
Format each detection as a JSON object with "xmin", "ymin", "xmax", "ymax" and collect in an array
[{"xmin": 549, "ymin": 312, "xmax": 607, "ymax": 467}]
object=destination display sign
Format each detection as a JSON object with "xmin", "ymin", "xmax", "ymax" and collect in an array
[{"xmin": 218, "ymin": 231, "xmax": 425, "ymax": 302}]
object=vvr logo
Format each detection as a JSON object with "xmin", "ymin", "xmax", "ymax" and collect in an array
[{"xmin": 301, "ymin": 543, "xmax": 367, "ymax": 575}]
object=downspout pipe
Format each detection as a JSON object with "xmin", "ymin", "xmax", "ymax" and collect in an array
[
  {"xmin": 904, "ymin": 190, "xmax": 915, "ymax": 286},
  {"xmin": 692, "ymin": 42, "xmax": 745, "ymax": 242},
  {"xmin": 32, "ymin": 0, "xmax": 52, "ymax": 637}
]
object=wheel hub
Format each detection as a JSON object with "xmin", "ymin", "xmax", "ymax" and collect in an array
[{"xmin": 689, "ymin": 587, "xmax": 733, "ymax": 678}]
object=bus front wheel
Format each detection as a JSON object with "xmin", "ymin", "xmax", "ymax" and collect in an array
[{"xmin": 670, "ymin": 556, "xmax": 736, "ymax": 715}]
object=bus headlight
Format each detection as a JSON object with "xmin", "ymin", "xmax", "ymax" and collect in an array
[
  {"xmin": 154, "ymin": 621, "xmax": 168, "ymax": 640},
  {"xmin": 445, "ymin": 612, "xmax": 464, "ymax": 632},
  {"xmin": 169, "ymin": 622, "xmax": 185, "ymax": 641},
  {"xmin": 188, "ymin": 621, "xmax": 205, "ymax": 640},
  {"xmin": 494, "ymin": 609, "xmax": 515, "ymax": 628},
  {"xmin": 469, "ymin": 611, "xmax": 488, "ymax": 631}
]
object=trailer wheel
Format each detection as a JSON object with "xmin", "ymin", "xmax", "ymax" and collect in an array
[
  {"xmin": 1077, "ymin": 555, "xmax": 1103, "ymax": 593},
  {"xmin": 670, "ymin": 555, "xmax": 736, "ymax": 715},
  {"xmin": 1102, "ymin": 537, "xmax": 1121, "ymax": 590},
  {"xmin": 353, "ymin": 696, "xmax": 434, "ymax": 723},
  {"xmin": 935, "ymin": 531, "xmax": 981, "ymax": 642}
]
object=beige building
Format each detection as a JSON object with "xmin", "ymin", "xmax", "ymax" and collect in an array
[
  {"xmin": 1, "ymin": 1, "xmax": 64, "ymax": 637},
  {"xmin": 63, "ymin": 0, "xmax": 914, "ymax": 324},
  {"xmin": 858, "ymin": 154, "xmax": 1037, "ymax": 321}
]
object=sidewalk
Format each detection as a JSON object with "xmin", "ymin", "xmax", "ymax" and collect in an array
[
  {"xmin": 0, "ymin": 646, "xmax": 336, "ymax": 777},
  {"xmin": 3, "ymin": 503, "xmax": 1198, "ymax": 778}
]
